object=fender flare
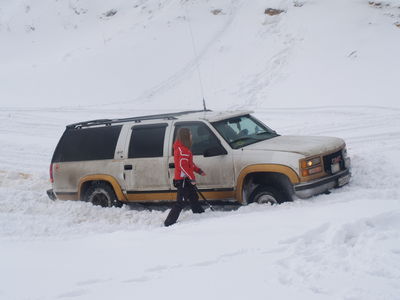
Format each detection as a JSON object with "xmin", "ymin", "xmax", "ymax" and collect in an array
[
  {"xmin": 235, "ymin": 164, "xmax": 300, "ymax": 203},
  {"xmin": 78, "ymin": 175, "xmax": 126, "ymax": 201}
]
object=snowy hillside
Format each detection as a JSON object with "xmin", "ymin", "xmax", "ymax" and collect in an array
[
  {"xmin": 1, "ymin": 0, "xmax": 400, "ymax": 299},
  {"xmin": 1, "ymin": 0, "xmax": 399, "ymax": 109}
]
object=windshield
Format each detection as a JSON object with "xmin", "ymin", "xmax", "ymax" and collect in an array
[{"xmin": 212, "ymin": 115, "xmax": 279, "ymax": 149}]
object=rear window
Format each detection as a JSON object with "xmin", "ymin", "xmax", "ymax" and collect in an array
[
  {"xmin": 128, "ymin": 124, "xmax": 167, "ymax": 158},
  {"xmin": 52, "ymin": 125, "xmax": 122, "ymax": 163}
]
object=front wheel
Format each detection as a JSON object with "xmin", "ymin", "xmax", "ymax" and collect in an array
[
  {"xmin": 248, "ymin": 186, "xmax": 284, "ymax": 205},
  {"xmin": 84, "ymin": 182, "xmax": 122, "ymax": 208}
]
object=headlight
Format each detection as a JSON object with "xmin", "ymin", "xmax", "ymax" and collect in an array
[
  {"xmin": 300, "ymin": 156, "xmax": 322, "ymax": 177},
  {"xmin": 300, "ymin": 156, "xmax": 321, "ymax": 169}
]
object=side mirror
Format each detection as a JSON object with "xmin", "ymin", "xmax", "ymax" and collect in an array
[{"xmin": 203, "ymin": 146, "xmax": 227, "ymax": 157}]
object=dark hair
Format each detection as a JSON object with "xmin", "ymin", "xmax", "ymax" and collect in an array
[{"xmin": 176, "ymin": 127, "xmax": 192, "ymax": 148}]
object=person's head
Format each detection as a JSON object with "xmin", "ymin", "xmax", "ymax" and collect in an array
[{"xmin": 176, "ymin": 127, "xmax": 192, "ymax": 148}]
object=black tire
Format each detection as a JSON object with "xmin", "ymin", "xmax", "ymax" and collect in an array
[
  {"xmin": 248, "ymin": 185, "xmax": 284, "ymax": 205},
  {"xmin": 84, "ymin": 182, "xmax": 122, "ymax": 208}
]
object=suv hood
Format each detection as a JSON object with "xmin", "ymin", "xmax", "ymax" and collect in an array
[{"xmin": 243, "ymin": 135, "xmax": 345, "ymax": 157}]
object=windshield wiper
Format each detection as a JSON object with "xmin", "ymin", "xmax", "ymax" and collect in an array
[
  {"xmin": 230, "ymin": 136, "xmax": 258, "ymax": 144},
  {"xmin": 256, "ymin": 131, "xmax": 278, "ymax": 136}
]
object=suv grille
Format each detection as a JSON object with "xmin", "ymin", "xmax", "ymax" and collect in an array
[{"xmin": 323, "ymin": 150, "xmax": 344, "ymax": 174}]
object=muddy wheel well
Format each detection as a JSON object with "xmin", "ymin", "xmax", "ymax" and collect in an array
[
  {"xmin": 79, "ymin": 180, "xmax": 114, "ymax": 201},
  {"xmin": 242, "ymin": 172, "xmax": 294, "ymax": 204}
]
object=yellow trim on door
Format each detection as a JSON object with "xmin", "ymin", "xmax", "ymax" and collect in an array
[
  {"xmin": 201, "ymin": 191, "xmax": 235, "ymax": 200},
  {"xmin": 126, "ymin": 190, "xmax": 235, "ymax": 202},
  {"xmin": 126, "ymin": 192, "xmax": 175, "ymax": 202}
]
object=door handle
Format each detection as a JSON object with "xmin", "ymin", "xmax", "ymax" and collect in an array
[
  {"xmin": 168, "ymin": 163, "xmax": 175, "ymax": 169},
  {"xmin": 124, "ymin": 165, "xmax": 133, "ymax": 170}
]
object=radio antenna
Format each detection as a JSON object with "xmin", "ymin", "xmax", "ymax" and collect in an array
[
  {"xmin": 182, "ymin": 3, "xmax": 207, "ymax": 111},
  {"xmin": 202, "ymin": 97, "xmax": 207, "ymax": 111}
]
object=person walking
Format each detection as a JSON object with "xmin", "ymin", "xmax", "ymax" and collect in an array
[{"xmin": 164, "ymin": 128, "xmax": 206, "ymax": 227}]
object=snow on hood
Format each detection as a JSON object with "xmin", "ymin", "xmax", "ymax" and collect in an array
[{"xmin": 243, "ymin": 135, "xmax": 345, "ymax": 157}]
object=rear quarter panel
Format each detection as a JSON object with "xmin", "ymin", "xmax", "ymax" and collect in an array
[{"xmin": 52, "ymin": 159, "xmax": 124, "ymax": 194}]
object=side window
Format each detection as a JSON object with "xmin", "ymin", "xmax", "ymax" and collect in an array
[
  {"xmin": 174, "ymin": 122, "xmax": 222, "ymax": 156},
  {"xmin": 52, "ymin": 125, "xmax": 122, "ymax": 163},
  {"xmin": 129, "ymin": 124, "xmax": 167, "ymax": 158}
]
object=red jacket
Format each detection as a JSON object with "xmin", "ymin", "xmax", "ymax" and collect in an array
[{"xmin": 173, "ymin": 140, "xmax": 202, "ymax": 181}]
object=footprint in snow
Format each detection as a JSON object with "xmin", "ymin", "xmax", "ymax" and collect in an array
[
  {"xmin": 76, "ymin": 278, "xmax": 110, "ymax": 286},
  {"xmin": 279, "ymin": 223, "xmax": 331, "ymax": 245},
  {"xmin": 122, "ymin": 276, "xmax": 151, "ymax": 283},
  {"xmin": 57, "ymin": 289, "xmax": 88, "ymax": 298}
]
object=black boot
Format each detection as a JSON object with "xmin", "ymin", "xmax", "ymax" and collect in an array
[
  {"xmin": 164, "ymin": 205, "xmax": 183, "ymax": 227},
  {"xmin": 187, "ymin": 185, "xmax": 204, "ymax": 214},
  {"xmin": 190, "ymin": 202, "xmax": 205, "ymax": 214}
]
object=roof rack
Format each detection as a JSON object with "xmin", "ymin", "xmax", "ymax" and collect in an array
[{"xmin": 66, "ymin": 109, "xmax": 212, "ymax": 129}]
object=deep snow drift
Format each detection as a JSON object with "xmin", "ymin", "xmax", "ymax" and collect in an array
[{"xmin": 1, "ymin": 0, "xmax": 400, "ymax": 299}]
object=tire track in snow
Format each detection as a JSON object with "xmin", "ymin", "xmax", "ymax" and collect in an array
[
  {"xmin": 236, "ymin": 46, "xmax": 294, "ymax": 109},
  {"xmin": 100, "ymin": 0, "xmax": 245, "ymax": 107},
  {"xmin": 233, "ymin": 8, "xmax": 300, "ymax": 109}
]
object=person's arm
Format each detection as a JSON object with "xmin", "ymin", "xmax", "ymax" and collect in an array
[{"xmin": 193, "ymin": 163, "xmax": 206, "ymax": 176}]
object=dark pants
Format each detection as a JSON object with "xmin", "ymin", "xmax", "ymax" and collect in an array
[{"xmin": 164, "ymin": 179, "xmax": 205, "ymax": 227}]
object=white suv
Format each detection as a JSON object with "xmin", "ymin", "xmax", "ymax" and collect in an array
[{"xmin": 47, "ymin": 110, "xmax": 351, "ymax": 207}]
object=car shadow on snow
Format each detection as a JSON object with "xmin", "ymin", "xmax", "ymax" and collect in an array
[{"xmin": 125, "ymin": 201, "xmax": 241, "ymax": 212}]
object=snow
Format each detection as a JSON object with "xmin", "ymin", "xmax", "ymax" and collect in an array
[{"xmin": 1, "ymin": 0, "xmax": 400, "ymax": 299}]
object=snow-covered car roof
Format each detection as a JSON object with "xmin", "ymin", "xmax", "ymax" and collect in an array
[
  {"xmin": 66, "ymin": 110, "xmax": 254, "ymax": 129},
  {"xmin": 175, "ymin": 110, "xmax": 254, "ymax": 122}
]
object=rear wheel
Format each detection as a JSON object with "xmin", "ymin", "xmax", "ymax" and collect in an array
[
  {"xmin": 84, "ymin": 182, "xmax": 122, "ymax": 208},
  {"xmin": 249, "ymin": 186, "xmax": 284, "ymax": 205}
]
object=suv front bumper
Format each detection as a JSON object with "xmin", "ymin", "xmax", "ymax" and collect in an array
[{"xmin": 294, "ymin": 168, "xmax": 351, "ymax": 199}]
